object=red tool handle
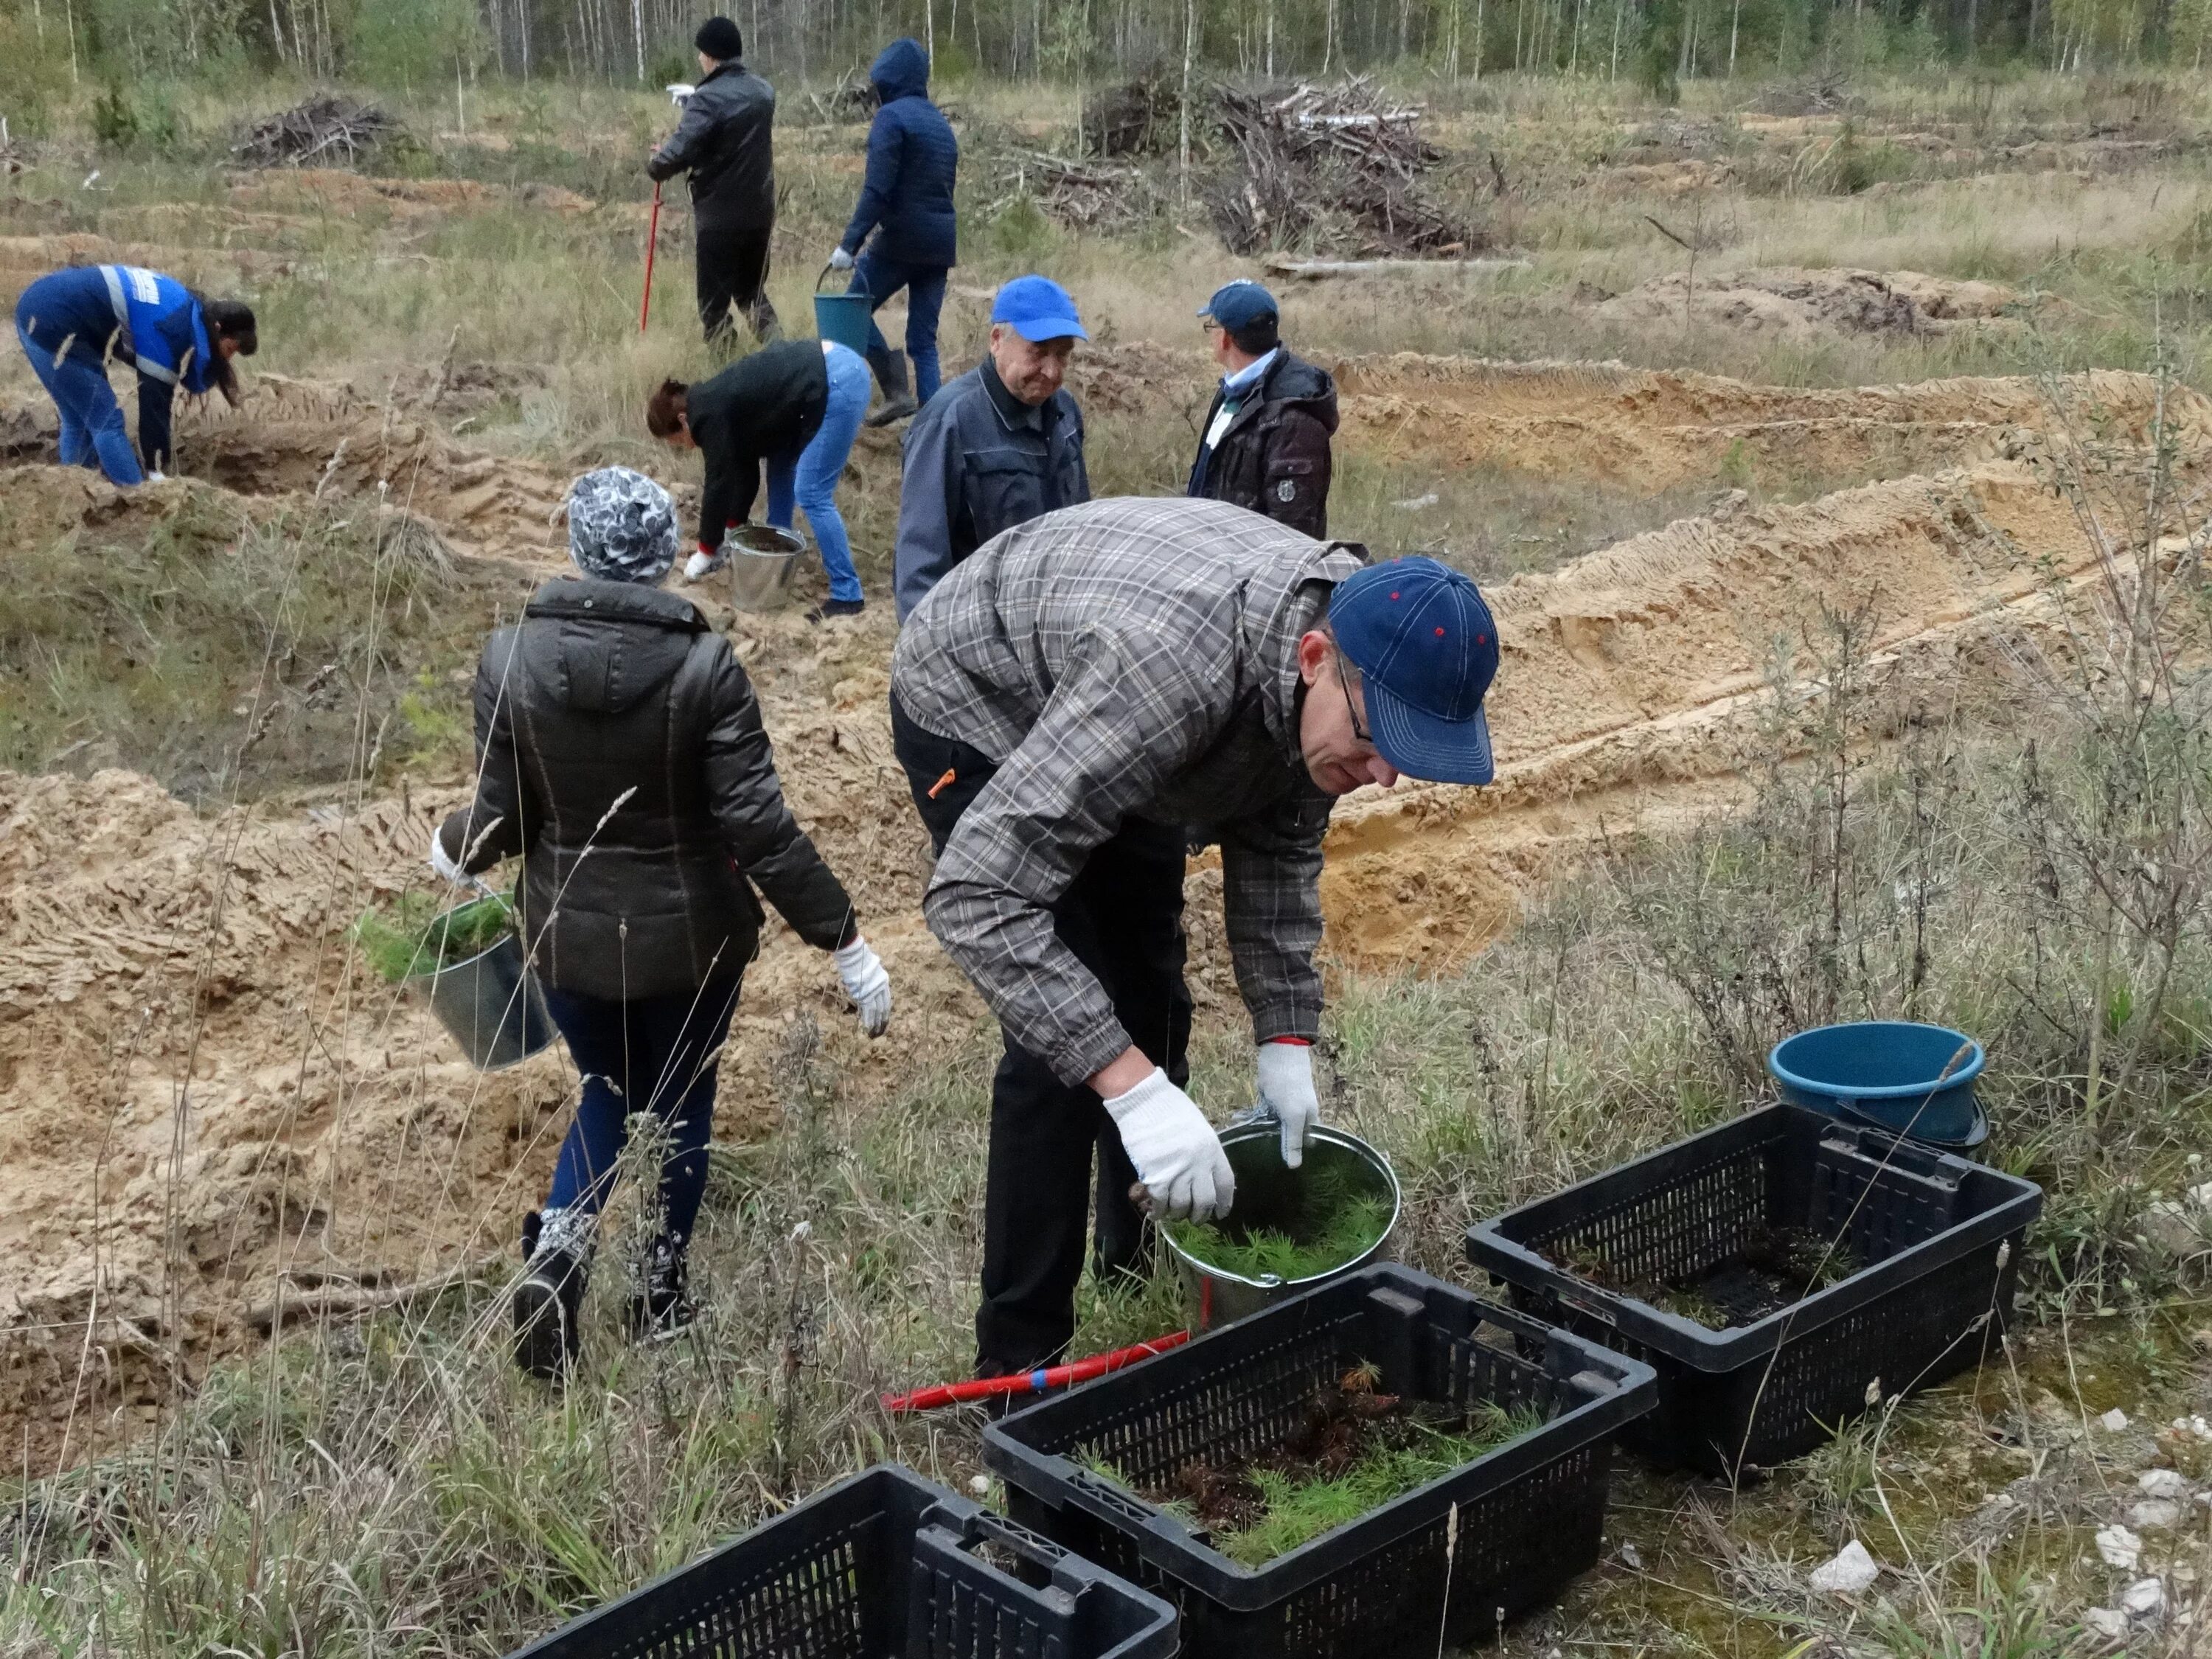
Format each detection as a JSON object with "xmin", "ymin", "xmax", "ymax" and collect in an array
[
  {"xmin": 880, "ymin": 1331, "xmax": 1189, "ymax": 1414},
  {"xmin": 640, "ymin": 181, "xmax": 663, "ymax": 334}
]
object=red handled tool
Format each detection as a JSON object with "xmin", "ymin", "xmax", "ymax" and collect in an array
[
  {"xmin": 880, "ymin": 1331, "xmax": 1189, "ymax": 1414},
  {"xmin": 641, "ymin": 181, "xmax": 663, "ymax": 333}
]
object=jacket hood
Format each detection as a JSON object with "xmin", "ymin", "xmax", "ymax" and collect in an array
[
  {"xmin": 519, "ymin": 577, "xmax": 705, "ymax": 716},
  {"xmin": 1264, "ymin": 353, "xmax": 1340, "ymax": 436},
  {"xmin": 869, "ymin": 37, "xmax": 930, "ymax": 102}
]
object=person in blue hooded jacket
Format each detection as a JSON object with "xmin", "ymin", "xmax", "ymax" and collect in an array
[
  {"xmin": 827, "ymin": 38, "xmax": 957, "ymax": 428},
  {"xmin": 13, "ymin": 265, "xmax": 257, "ymax": 486}
]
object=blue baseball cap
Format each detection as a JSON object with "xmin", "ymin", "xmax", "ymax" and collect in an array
[
  {"xmin": 1197, "ymin": 279, "xmax": 1279, "ymax": 333},
  {"xmin": 992, "ymin": 275, "xmax": 1088, "ymax": 343},
  {"xmin": 1330, "ymin": 557, "xmax": 1498, "ymax": 785}
]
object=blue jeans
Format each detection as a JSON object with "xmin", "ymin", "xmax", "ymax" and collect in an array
[
  {"xmin": 765, "ymin": 341, "xmax": 869, "ymax": 604},
  {"xmin": 848, "ymin": 249, "xmax": 947, "ymax": 403},
  {"xmin": 15, "ymin": 324, "xmax": 142, "ymax": 486},
  {"xmin": 540, "ymin": 978, "xmax": 741, "ymax": 1247}
]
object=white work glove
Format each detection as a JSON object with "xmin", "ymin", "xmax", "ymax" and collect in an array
[
  {"xmin": 827, "ymin": 246, "xmax": 856, "ymax": 272},
  {"xmin": 427, "ymin": 823, "xmax": 467, "ymax": 885},
  {"xmin": 683, "ymin": 545, "xmax": 726, "ymax": 582},
  {"xmin": 1256, "ymin": 1040, "xmax": 1323, "ymax": 1170},
  {"xmin": 834, "ymin": 935, "xmax": 891, "ymax": 1036},
  {"xmin": 1105, "ymin": 1068, "xmax": 1234, "ymax": 1222}
]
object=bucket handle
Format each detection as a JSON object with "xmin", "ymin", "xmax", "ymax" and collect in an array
[{"xmin": 816, "ymin": 260, "xmax": 852, "ymax": 293}]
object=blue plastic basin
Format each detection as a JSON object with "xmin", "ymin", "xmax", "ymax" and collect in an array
[
  {"xmin": 1767, "ymin": 1020, "xmax": 1986, "ymax": 1147},
  {"xmin": 813, "ymin": 291, "xmax": 873, "ymax": 355}
]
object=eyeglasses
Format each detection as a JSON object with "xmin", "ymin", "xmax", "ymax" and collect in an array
[{"xmin": 1335, "ymin": 650, "xmax": 1371, "ymax": 745}]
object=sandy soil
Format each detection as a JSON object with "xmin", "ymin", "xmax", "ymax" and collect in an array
[{"xmin": 2, "ymin": 349, "xmax": 2204, "ymax": 1470}]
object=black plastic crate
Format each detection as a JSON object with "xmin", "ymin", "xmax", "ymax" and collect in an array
[
  {"xmin": 981, "ymin": 1265, "xmax": 1656, "ymax": 1659},
  {"xmin": 1466, "ymin": 1103, "xmax": 2042, "ymax": 1476},
  {"xmin": 506, "ymin": 1463, "xmax": 1180, "ymax": 1659}
]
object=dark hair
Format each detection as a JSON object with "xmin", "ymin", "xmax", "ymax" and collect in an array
[
  {"xmin": 1227, "ymin": 314, "xmax": 1279, "ymax": 358},
  {"xmin": 694, "ymin": 15, "xmax": 742, "ymax": 59},
  {"xmin": 203, "ymin": 298, "xmax": 257, "ymax": 356},
  {"xmin": 645, "ymin": 378, "xmax": 689, "ymax": 438}
]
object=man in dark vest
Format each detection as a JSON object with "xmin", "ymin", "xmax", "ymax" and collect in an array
[
  {"xmin": 650, "ymin": 17, "xmax": 780, "ymax": 345},
  {"xmin": 1185, "ymin": 279, "xmax": 1338, "ymax": 540}
]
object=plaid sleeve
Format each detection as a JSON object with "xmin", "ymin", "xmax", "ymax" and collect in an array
[
  {"xmin": 1218, "ymin": 786, "xmax": 1333, "ymax": 1044},
  {"xmin": 925, "ymin": 625, "xmax": 1226, "ymax": 1085}
]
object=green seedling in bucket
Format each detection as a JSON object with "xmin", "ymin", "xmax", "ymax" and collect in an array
[
  {"xmin": 351, "ymin": 888, "xmax": 518, "ymax": 984},
  {"xmin": 1168, "ymin": 1164, "xmax": 1391, "ymax": 1283}
]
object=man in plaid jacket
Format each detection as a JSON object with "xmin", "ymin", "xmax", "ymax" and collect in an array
[{"xmin": 890, "ymin": 495, "xmax": 1500, "ymax": 1377}]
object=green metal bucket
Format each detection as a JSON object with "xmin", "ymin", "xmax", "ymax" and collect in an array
[{"xmin": 813, "ymin": 263, "xmax": 874, "ymax": 355}]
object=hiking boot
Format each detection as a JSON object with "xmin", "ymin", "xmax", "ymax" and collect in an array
[
  {"xmin": 512, "ymin": 1208, "xmax": 591, "ymax": 1382},
  {"xmin": 626, "ymin": 1234, "xmax": 695, "ymax": 1344},
  {"xmin": 806, "ymin": 598, "xmax": 866, "ymax": 624},
  {"xmin": 865, "ymin": 349, "xmax": 919, "ymax": 427}
]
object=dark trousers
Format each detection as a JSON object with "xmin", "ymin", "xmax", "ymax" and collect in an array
[
  {"xmin": 695, "ymin": 222, "xmax": 779, "ymax": 345},
  {"xmin": 849, "ymin": 248, "xmax": 947, "ymax": 403},
  {"xmin": 539, "ymin": 976, "xmax": 742, "ymax": 1249},
  {"xmin": 891, "ymin": 694, "xmax": 1192, "ymax": 1373}
]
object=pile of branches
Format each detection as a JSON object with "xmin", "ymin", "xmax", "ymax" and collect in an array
[
  {"xmin": 233, "ymin": 94, "xmax": 396, "ymax": 168},
  {"xmin": 808, "ymin": 72, "xmax": 877, "ymax": 123},
  {"xmin": 992, "ymin": 149, "xmax": 1158, "ymax": 233},
  {"xmin": 1208, "ymin": 80, "xmax": 1479, "ymax": 259},
  {"xmin": 1081, "ymin": 70, "xmax": 1180, "ymax": 158}
]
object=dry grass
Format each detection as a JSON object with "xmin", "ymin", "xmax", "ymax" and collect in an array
[{"xmin": 4, "ymin": 60, "xmax": 2212, "ymax": 1659}]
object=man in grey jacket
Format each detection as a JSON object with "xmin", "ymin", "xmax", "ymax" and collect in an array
[
  {"xmin": 650, "ymin": 17, "xmax": 779, "ymax": 344},
  {"xmin": 889, "ymin": 496, "xmax": 1500, "ymax": 1376},
  {"xmin": 891, "ymin": 275, "xmax": 1089, "ymax": 620}
]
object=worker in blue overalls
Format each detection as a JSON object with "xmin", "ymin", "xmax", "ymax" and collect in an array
[{"xmin": 13, "ymin": 265, "xmax": 258, "ymax": 485}]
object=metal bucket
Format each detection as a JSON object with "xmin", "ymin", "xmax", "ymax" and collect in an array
[
  {"xmin": 414, "ymin": 928, "xmax": 554, "ymax": 1071},
  {"xmin": 726, "ymin": 523, "xmax": 807, "ymax": 611},
  {"xmin": 813, "ymin": 291, "xmax": 874, "ymax": 355},
  {"xmin": 1161, "ymin": 1121, "xmax": 1402, "ymax": 1329}
]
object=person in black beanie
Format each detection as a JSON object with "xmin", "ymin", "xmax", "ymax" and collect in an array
[{"xmin": 650, "ymin": 17, "xmax": 781, "ymax": 345}]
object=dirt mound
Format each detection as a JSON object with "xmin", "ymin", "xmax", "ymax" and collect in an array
[
  {"xmin": 173, "ymin": 375, "xmax": 577, "ymax": 562},
  {"xmin": 1068, "ymin": 339, "xmax": 1211, "ymax": 419},
  {"xmin": 1592, "ymin": 267, "xmax": 2054, "ymax": 340},
  {"xmin": 1332, "ymin": 356, "xmax": 2207, "ymax": 490},
  {"xmin": 1320, "ymin": 455, "xmax": 2161, "ymax": 967},
  {"xmin": 226, "ymin": 170, "xmax": 596, "ymax": 218},
  {"xmin": 0, "ymin": 232, "xmax": 295, "ymax": 289}
]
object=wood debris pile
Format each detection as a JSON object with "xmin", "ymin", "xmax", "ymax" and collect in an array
[
  {"xmin": 1209, "ymin": 79, "xmax": 1481, "ymax": 259},
  {"xmin": 807, "ymin": 72, "xmax": 877, "ymax": 123},
  {"xmin": 232, "ymin": 95, "xmax": 397, "ymax": 168},
  {"xmin": 1081, "ymin": 72, "xmax": 1180, "ymax": 157},
  {"xmin": 993, "ymin": 150, "xmax": 1158, "ymax": 232}
]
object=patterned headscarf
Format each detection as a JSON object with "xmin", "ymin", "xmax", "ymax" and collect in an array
[{"xmin": 566, "ymin": 467, "xmax": 678, "ymax": 584}]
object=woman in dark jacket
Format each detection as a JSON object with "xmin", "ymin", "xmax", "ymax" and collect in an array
[
  {"xmin": 432, "ymin": 467, "xmax": 891, "ymax": 1380},
  {"xmin": 825, "ymin": 36, "xmax": 959, "ymax": 424},
  {"xmin": 650, "ymin": 337, "xmax": 873, "ymax": 620}
]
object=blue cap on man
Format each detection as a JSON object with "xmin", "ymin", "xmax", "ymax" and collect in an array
[
  {"xmin": 1329, "ymin": 557, "xmax": 1499, "ymax": 786},
  {"xmin": 992, "ymin": 275, "xmax": 1089, "ymax": 343},
  {"xmin": 1197, "ymin": 279, "xmax": 1280, "ymax": 333}
]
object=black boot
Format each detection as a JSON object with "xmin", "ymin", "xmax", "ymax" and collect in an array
[
  {"xmin": 627, "ymin": 1234, "xmax": 695, "ymax": 1344},
  {"xmin": 866, "ymin": 348, "xmax": 919, "ymax": 427},
  {"xmin": 512, "ymin": 1208, "xmax": 591, "ymax": 1382}
]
